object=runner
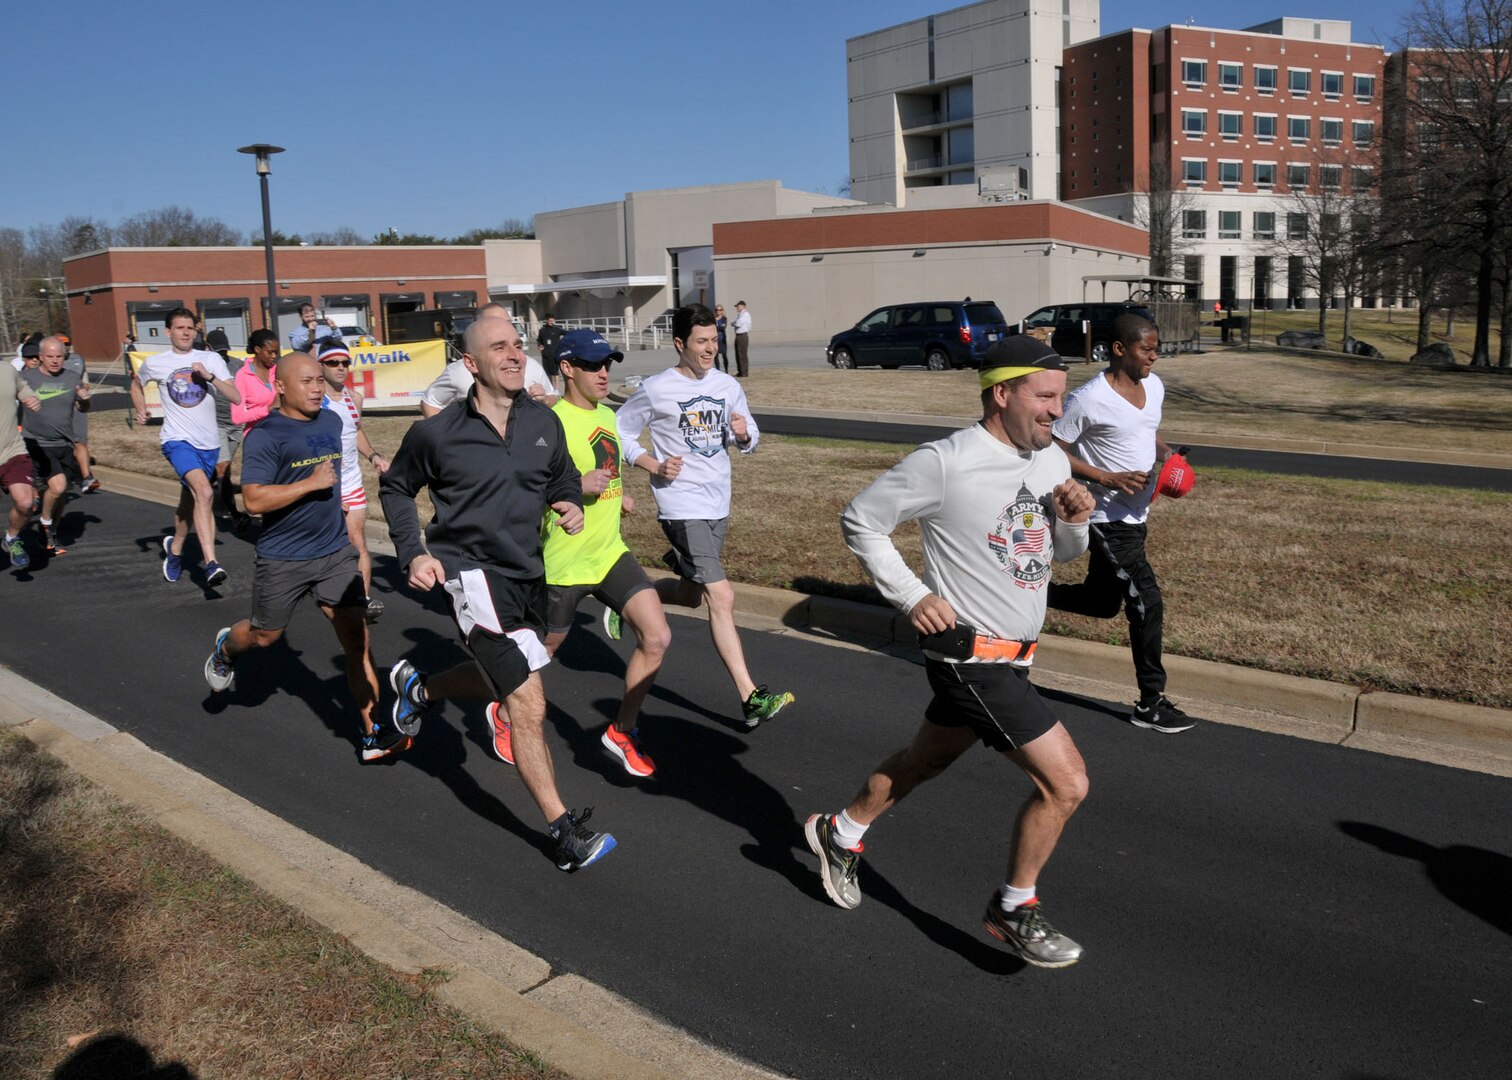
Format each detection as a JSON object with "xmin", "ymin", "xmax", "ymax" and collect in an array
[
  {"xmin": 420, "ymin": 303, "xmax": 555, "ymax": 417},
  {"xmin": 20, "ymin": 337, "xmax": 91, "ymax": 556},
  {"xmin": 2, "ymin": 358, "xmax": 40, "ymax": 570},
  {"xmin": 806, "ymin": 336, "xmax": 1097, "ymax": 969},
  {"xmin": 380, "ymin": 315, "xmax": 617, "ymax": 871},
  {"xmin": 205, "ymin": 329, "xmax": 250, "ymax": 531},
  {"xmin": 1049, "ymin": 314, "xmax": 1196, "ymax": 734},
  {"xmin": 129, "ymin": 308, "xmax": 242, "ymax": 587},
  {"xmin": 614, "ymin": 303, "xmax": 793, "ymax": 728},
  {"xmin": 61, "ymin": 345, "xmax": 100, "ymax": 494},
  {"xmin": 483, "ymin": 329, "xmax": 671, "ymax": 777},
  {"xmin": 200, "ymin": 352, "xmax": 406, "ymax": 760},
  {"xmin": 317, "ymin": 339, "xmax": 388, "ymax": 622}
]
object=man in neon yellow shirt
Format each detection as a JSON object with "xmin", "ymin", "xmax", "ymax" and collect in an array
[{"xmin": 484, "ymin": 329, "xmax": 670, "ymax": 778}]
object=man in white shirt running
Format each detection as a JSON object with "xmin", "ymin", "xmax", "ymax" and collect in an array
[
  {"xmin": 1048, "ymin": 313, "xmax": 1195, "ymax": 734},
  {"xmin": 130, "ymin": 308, "xmax": 242, "ymax": 588},
  {"xmin": 614, "ymin": 303, "xmax": 793, "ymax": 728},
  {"xmin": 421, "ymin": 303, "xmax": 555, "ymax": 416},
  {"xmin": 806, "ymin": 336, "xmax": 1096, "ymax": 969}
]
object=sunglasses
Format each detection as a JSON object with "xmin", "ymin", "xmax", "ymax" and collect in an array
[
  {"xmin": 569, "ymin": 359, "xmax": 613, "ymax": 372},
  {"xmin": 321, "ymin": 359, "xmax": 351, "ymax": 367}
]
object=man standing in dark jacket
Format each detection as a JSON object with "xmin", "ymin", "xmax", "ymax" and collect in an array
[
  {"xmin": 380, "ymin": 316, "xmax": 617, "ymax": 872},
  {"xmin": 536, "ymin": 313, "xmax": 563, "ymax": 367}
]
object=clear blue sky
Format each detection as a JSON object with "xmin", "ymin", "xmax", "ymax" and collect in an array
[{"xmin": 4, "ymin": 0, "xmax": 1414, "ymax": 240}]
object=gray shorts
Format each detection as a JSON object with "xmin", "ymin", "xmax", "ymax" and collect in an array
[
  {"xmin": 251, "ymin": 546, "xmax": 364, "ymax": 631},
  {"xmin": 546, "ymin": 550, "xmax": 653, "ymax": 633},
  {"xmin": 218, "ymin": 422, "xmax": 244, "ymax": 466},
  {"xmin": 659, "ymin": 517, "xmax": 728, "ymax": 585},
  {"xmin": 72, "ymin": 408, "xmax": 89, "ymax": 445}
]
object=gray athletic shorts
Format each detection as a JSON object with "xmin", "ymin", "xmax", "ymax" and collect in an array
[
  {"xmin": 217, "ymin": 422, "xmax": 244, "ymax": 466},
  {"xmin": 72, "ymin": 408, "xmax": 89, "ymax": 445},
  {"xmin": 546, "ymin": 550, "xmax": 653, "ymax": 633},
  {"xmin": 660, "ymin": 517, "xmax": 728, "ymax": 585},
  {"xmin": 251, "ymin": 546, "xmax": 365, "ymax": 631}
]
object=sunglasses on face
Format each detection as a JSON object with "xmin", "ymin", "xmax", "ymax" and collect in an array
[
  {"xmin": 321, "ymin": 359, "xmax": 351, "ymax": 367},
  {"xmin": 570, "ymin": 360, "xmax": 612, "ymax": 372}
]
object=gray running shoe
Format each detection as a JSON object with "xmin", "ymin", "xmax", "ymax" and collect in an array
[
  {"xmin": 805, "ymin": 813, "xmax": 863, "ymax": 910},
  {"xmin": 1129, "ymin": 696, "xmax": 1196, "ymax": 734},
  {"xmin": 552, "ymin": 808, "xmax": 617, "ymax": 871},
  {"xmin": 203, "ymin": 627, "xmax": 235, "ymax": 692},
  {"xmin": 388, "ymin": 659, "xmax": 427, "ymax": 737},
  {"xmin": 983, "ymin": 896, "xmax": 1083, "ymax": 969}
]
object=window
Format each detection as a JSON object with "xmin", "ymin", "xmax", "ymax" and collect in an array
[
  {"xmin": 1289, "ymin": 115, "xmax": 1311, "ymax": 141},
  {"xmin": 1219, "ymin": 111, "xmax": 1243, "ymax": 137},
  {"xmin": 1289, "ymin": 68, "xmax": 1311, "ymax": 95},
  {"xmin": 1182, "ymin": 59, "xmax": 1207, "ymax": 86},
  {"xmin": 1254, "ymin": 211, "xmax": 1277, "ymax": 240},
  {"xmin": 1288, "ymin": 163, "xmax": 1310, "ymax": 188},
  {"xmin": 1321, "ymin": 118, "xmax": 1343, "ymax": 145},
  {"xmin": 1321, "ymin": 71, "xmax": 1344, "ymax": 97},
  {"xmin": 1219, "ymin": 62, "xmax": 1243, "ymax": 89},
  {"xmin": 1418, "ymin": 123, "xmax": 1441, "ymax": 150},
  {"xmin": 1288, "ymin": 212, "xmax": 1309, "ymax": 239},
  {"xmin": 1353, "ymin": 120, "xmax": 1375, "ymax": 146},
  {"xmin": 1354, "ymin": 74, "xmax": 1375, "ymax": 100},
  {"xmin": 1219, "ymin": 210, "xmax": 1242, "ymax": 239},
  {"xmin": 1182, "ymin": 109, "xmax": 1207, "ymax": 136},
  {"xmin": 1255, "ymin": 113, "xmax": 1277, "ymax": 140},
  {"xmin": 1254, "ymin": 162, "xmax": 1277, "ymax": 187},
  {"xmin": 1351, "ymin": 166, "xmax": 1374, "ymax": 192},
  {"xmin": 1183, "ymin": 158, "xmax": 1208, "ymax": 184},
  {"xmin": 1320, "ymin": 165, "xmax": 1342, "ymax": 189},
  {"xmin": 1183, "ymin": 210, "xmax": 1207, "ymax": 239},
  {"xmin": 1418, "ymin": 78, "xmax": 1444, "ymax": 102},
  {"xmin": 1219, "ymin": 160, "xmax": 1242, "ymax": 186},
  {"xmin": 1255, "ymin": 65, "xmax": 1278, "ymax": 92}
]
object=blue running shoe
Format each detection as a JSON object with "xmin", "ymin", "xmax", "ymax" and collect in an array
[
  {"xmin": 161, "ymin": 536, "xmax": 182, "ymax": 583},
  {"xmin": 205, "ymin": 561, "xmax": 228, "ymax": 588},
  {"xmin": 552, "ymin": 808, "xmax": 617, "ymax": 871},
  {"xmin": 5, "ymin": 536, "xmax": 28, "ymax": 570},
  {"xmin": 388, "ymin": 658, "xmax": 426, "ymax": 736}
]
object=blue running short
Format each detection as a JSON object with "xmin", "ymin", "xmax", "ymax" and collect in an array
[{"xmin": 162, "ymin": 440, "xmax": 219, "ymax": 485}]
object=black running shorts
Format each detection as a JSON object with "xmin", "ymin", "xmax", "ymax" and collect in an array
[
  {"xmin": 25, "ymin": 440, "xmax": 76, "ymax": 484},
  {"xmin": 923, "ymin": 659, "xmax": 1058, "ymax": 753},
  {"xmin": 444, "ymin": 568, "xmax": 549, "ymax": 700},
  {"xmin": 546, "ymin": 550, "xmax": 653, "ymax": 634},
  {"xmin": 251, "ymin": 546, "xmax": 365, "ymax": 631}
]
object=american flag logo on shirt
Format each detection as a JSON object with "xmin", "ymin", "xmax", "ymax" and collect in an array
[{"xmin": 990, "ymin": 485, "xmax": 1054, "ymax": 590}]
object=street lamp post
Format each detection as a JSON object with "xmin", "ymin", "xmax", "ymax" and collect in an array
[
  {"xmin": 39, "ymin": 287, "xmax": 54, "ymax": 334},
  {"xmin": 237, "ymin": 144, "xmax": 285, "ymax": 333}
]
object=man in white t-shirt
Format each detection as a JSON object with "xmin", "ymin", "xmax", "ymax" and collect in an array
[
  {"xmin": 615, "ymin": 303, "xmax": 794, "ymax": 728},
  {"xmin": 130, "ymin": 308, "xmax": 242, "ymax": 588},
  {"xmin": 1048, "ymin": 313, "xmax": 1195, "ymax": 734},
  {"xmin": 420, "ymin": 303, "xmax": 555, "ymax": 416},
  {"xmin": 731, "ymin": 300, "xmax": 752, "ymax": 377}
]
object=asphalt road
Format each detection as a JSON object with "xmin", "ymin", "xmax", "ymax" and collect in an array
[{"xmin": 7, "ymin": 491, "xmax": 1511, "ymax": 1079}]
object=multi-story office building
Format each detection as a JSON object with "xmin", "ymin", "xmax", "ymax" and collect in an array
[
  {"xmin": 847, "ymin": 0, "xmax": 1100, "ymax": 207},
  {"xmin": 1062, "ymin": 18, "xmax": 1385, "ymax": 308}
]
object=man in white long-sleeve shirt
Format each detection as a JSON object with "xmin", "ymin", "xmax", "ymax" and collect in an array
[
  {"xmin": 614, "ymin": 303, "xmax": 794, "ymax": 728},
  {"xmin": 805, "ymin": 335, "xmax": 1097, "ymax": 969}
]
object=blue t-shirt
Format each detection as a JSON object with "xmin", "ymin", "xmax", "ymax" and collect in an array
[{"xmin": 240, "ymin": 409, "xmax": 349, "ymax": 561}]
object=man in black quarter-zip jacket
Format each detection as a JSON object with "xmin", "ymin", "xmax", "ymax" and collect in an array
[{"xmin": 380, "ymin": 316, "xmax": 618, "ymax": 873}]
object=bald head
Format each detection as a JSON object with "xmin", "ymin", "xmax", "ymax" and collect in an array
[
  {"xmin": 38, "ymin": 336, "xmax": 68, "ymax": 373},
  {"xmin": 464, "ymin": 314, "xmax": 517, "ymax": 357},
  {"xmin": 275, "ymin": 349, "xmax": 326, "ymax": 419}
]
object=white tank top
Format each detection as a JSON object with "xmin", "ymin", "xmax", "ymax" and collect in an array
[{"xmin": 325, "ymin": 387, "xmax": 363, "ymax": 493}]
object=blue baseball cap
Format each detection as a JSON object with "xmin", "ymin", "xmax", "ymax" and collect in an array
[{"xmin": 555, "ymin": 329, "xmax": 623, "ymax": 365}]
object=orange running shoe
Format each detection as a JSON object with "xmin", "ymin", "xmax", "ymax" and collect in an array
[
  {"xmin": 601, "ymin": 725, "xmax": 655, "ymax": 778},
  {"xmin": 485, "ymin": 702, "xmax": 514, "ymax": 765}
]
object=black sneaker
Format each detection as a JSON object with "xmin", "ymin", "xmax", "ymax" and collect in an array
[
  {"xmin": 551, "ymin": 808, "xmax": 617, "ymax": 872},
  {"xmin": 1129, "ymin": 696, "xmax": 1196, "ymax": 734},
  {"xmin": 982, "ymin": 896, "xmax": 1083, "ymax": 969},
  {"xmin": 361, "ymin": 722, "xmax": 412, "ymax": 763},
  {"xmin": 365, "ymin": 596, "xmax": 385, "ymax": 624}
]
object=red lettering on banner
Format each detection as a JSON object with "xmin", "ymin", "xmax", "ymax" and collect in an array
[{"xmin": 347, "ymin": 369, "xmax": 376, "ymax": 398}]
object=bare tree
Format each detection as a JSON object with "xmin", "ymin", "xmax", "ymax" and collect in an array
[
  {"xmin": 304, "ymin": 227, "xmax": 367, "ymax": 245},
  {"xmin": 1132, "ymin": 145, "xmax": 1194, "ymax": 279},
  {"xmin": 1394, "ymin": 0, "xmax": 1512, "ymax": 366},
  {"xmin": 115, "ymin": 205, "xmax": 242, "ymax": 247}
]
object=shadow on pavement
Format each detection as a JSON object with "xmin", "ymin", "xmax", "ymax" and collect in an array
[{"xmin": 1338, "ymin": 820, "xmax": 1512, "ymax": 936}]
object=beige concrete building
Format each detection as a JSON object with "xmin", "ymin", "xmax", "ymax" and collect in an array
[{"xmin": 847, "ymin": 0, "xmax": 1100, "ymax": 207}]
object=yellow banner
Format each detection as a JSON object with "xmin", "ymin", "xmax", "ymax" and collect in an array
[{"xmin": 127, "ymin": 339, "xmax": 449, "ymax": 417}]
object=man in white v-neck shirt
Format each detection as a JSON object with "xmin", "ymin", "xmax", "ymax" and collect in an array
[{"xmin": 1049, "ymin": 313, "xmax": 1196, "ymax": 734}]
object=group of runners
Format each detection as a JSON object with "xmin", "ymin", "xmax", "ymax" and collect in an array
[{"xmin": 5, "ymin": 301, "xmax": 1190, "ymax": 968}]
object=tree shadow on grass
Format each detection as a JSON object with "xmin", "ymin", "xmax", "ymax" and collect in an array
[
  {"xmin": 1338, "ymin": 821, "xmax": 1512, "ymax": 936},
  {"xmin": 52, "ymin": 1034, "xmax": 195, "ymax": 1079}
]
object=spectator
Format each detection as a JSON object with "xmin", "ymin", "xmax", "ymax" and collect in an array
[
  {"xmin": 714, "ymin": 304, "xmax": 729, "ymax": 372},
  {"xmin": 289, "ymin": 303, "xmax": 342, "ymax": 353},
  {"xmin": 536, "ymin": 313, "xmax": 564, "ymax": 367},
  {"xmin": 732, "ymin": 300, "xmax": 752, "ymax": 377}
]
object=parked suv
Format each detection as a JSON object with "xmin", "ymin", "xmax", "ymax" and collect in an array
[
  {"xmin": 826, "ymin": 300, "xmax": 1011, "ymax": 370},
  {"xmin": 1012, "ymin": 301, "xmax": 1155, "ymax": 363}
]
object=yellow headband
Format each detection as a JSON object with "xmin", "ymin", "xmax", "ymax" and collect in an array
[{"xmin": 979, "ymin": 366, "xmax": 1045, "ymax": 390}]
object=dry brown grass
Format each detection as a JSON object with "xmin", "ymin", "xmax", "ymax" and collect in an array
[
  {"xmin": 0, "ymin": 731, "xmax": 563, "ymax": 1080},
  {"xmin": 732, "ymin": 352, "xmax": 1512, "ymax": 456},
  {"xmin": 87, "ymin": 410, "xmax": 1512, "ymax": 707}
]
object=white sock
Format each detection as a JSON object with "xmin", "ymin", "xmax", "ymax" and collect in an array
[
  {"xmin": 40, "ymin": 518, "xmax": 52, "ymax": 528},
  {"xmin": 831, "ymin": 809, "xmax": 868, "ymax": 849},
  {"xmin": 1000, "ymin": 884, "xmax": 1037, "ymax": 912},
  {"xmin": 3, "ymin": 533, "xmax": 15, "ymax": 545}
]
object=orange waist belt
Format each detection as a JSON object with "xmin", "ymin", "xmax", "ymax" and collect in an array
[{"xmin": 973, "ymin": 636, "xmax": 1037, "ymax": 662}]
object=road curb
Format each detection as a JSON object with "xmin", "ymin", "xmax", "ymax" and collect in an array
[
  {"xmin": 0, "ymin": 677, "xmax": 779, "ymax": 1080},
  {"xmin": 87, "ymin": 463, "xmax": 1512, "ymax": 777}
]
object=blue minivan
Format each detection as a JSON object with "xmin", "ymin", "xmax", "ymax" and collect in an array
[{"xmin": 826, "ymin": 300, "xmax": 1011, "ymax": 370}]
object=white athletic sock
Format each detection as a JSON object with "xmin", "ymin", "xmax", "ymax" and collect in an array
[
  {"xmin": 3, "ymin": 534, "xmax": 15, "ymax": 545},
  {"xmin": 831, "ymin": 809, "xmax": 868, "ymax": 849},
  {"xmin": 39, "ymin": 518, "xmax": 52, "ymax": 528},
  {"xmin": 1000, "ymin": 884, "xmax": 1038, "ymax": 912}
]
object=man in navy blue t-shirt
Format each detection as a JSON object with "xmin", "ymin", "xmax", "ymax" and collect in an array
[{"xmin": 201, "ymin": 352, "xmax": 409, "ymax": 762}]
